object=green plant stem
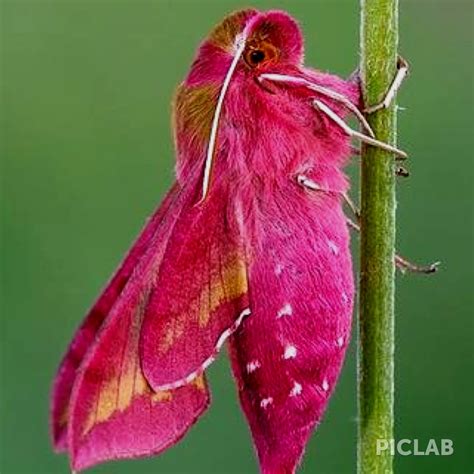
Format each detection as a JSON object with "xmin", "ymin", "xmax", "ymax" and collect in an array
[{"xmin": 358, "ymin": 0, "xmax": 399, "ymax": 473}]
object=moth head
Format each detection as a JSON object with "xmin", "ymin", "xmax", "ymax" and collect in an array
[
  {"xmin": 175, "ymin": 10, "xmax": 305, "ymax": 193},
  {"xmin": 241, "ymin": 11, "xmax": 304, "ymax": 70},
  {"xmin": 185, "ymin": 10, "xmax": 304, "ymax": 85},
  {"xmin": 210, "ymin": 9, "xmax": 304, "ymax": 70},
  {"xmin": 175, "ymin": 10, "xmax": 304, "ymax": 145}
]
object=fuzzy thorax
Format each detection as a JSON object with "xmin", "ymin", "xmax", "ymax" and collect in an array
[{"xmin": 173, "ymin": 9, "xmax": 359, "ymax": 189}]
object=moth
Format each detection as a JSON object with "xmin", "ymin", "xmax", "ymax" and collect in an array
[{"xmin": 51, "ymin": 9, "xmax": 427, "ymax": 473}]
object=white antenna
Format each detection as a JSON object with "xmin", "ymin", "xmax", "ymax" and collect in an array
[{"xmin": 199, "ymin": 33, "xmax": 247, "ymax": 203}]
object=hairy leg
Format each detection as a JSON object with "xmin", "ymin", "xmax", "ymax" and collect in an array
[{"xmin": 296, "ymin": 174, "xmax": 439, "ymax": 274}]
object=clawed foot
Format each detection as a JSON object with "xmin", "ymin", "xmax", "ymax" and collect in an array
[
  {"xmin": 395, "ymin": 254, "xmax": 440, "ymax": 274},
  {"xmin": 344, "ymin": 218, "xmax": 439, "ymax": 275},
  {"xmin": 396, "ymin": 166, "xmax": 410, "ymax": 177},
  {"xmin": 364, "ymin": 56, "xmax": 409, "ymax": 114}
]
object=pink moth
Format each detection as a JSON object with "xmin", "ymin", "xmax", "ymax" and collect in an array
[{"xmin": 51, "ymin": 9, "xmax": 415, "ymax": 473}]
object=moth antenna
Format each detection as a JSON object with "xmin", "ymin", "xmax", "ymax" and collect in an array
[{"xmin": 199, "ymin": 33, "xmax": 247, "ymax": 203}]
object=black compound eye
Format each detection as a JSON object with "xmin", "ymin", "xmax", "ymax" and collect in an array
[
  {"xmin": 243, "ymin": 42, "xmax": 279, "ymax": 68},
  {"xmin": 249, "ymin": 50, "xmax": 266, "ymax": 64}
]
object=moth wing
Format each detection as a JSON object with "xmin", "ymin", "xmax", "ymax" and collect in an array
[
  {"xmin": 59, "ymin": 174, "xmax": 248, "ymax": 469},
  {"xmin": 228, "ymin": 185, "xmax": 354, "ymax": 473},
  {"xmin": 65, "ymin": 181, "xmax": 210, "ymax": 471},
  {"xmin": 140, "ymin": 180, "xmax": 249, "ymax": 391},
  {"xmin": 51, "ymin": 184, "xmax": 181, "ymax": 451},
  {"xmin": 67, "ymin": 268, "xmax": 209, "ymax": 471}
]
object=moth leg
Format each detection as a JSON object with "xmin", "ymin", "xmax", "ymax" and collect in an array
[
  {"xmin": 353, "ymin": 147, "xmax": 409, "ymax": 177},
  {"xmin": 296, "ymin": 175, "xmax": 360, "ymax": 220},
  {"xmin": 296, "ymin": 176, "xmax": 365, "ymax": 221},
  {"xmin": 296, "ymin": 174, "xmax": 322, "ymax": 191},
  {"xmin": 343, "ymin": 196, "xmax": 438, "ymax": 274},
  {"xmin": 364, "ymin": 56, "xmax": 409, "ymax": 114},
  {"xmin": 296, "ymin": 176, "xmax": 438, "ymax": 274},
  {"xmin": 395, "ymin": 254, "xmax": 440, "ymax": 274},
  {"xmin": 347, "ymin": 66, "xmax": 361, "ymax": 85},
  {"xmin": 296, "ymin": 82, "xmax": 376, "ymax": 137},
  {"xmin": 345, "ymin": 216, "xmax": 360, "ymax": 232},
  {"xmin": 345, "ymin": 216, "xmax": 439, "ymax": 274},
  {"xmin": 258, "ymin": 73, "xmax": 375, "ymax": 137},
  {"xmin": 351, "ymin": 145, "xmax": 361, "ymax": 156},
  {"xmin": 312, "ymin": 99, "xmax": 408, "ymax": 159},
  {"xmin": 297, "ymin": 167, "xmax": 435, "ymax": 274},
  {"xmin": 396, "ymin": 166, "xmax": 410, "ymax": 177},
  {"xmin": 342, "ymin": 192, "xmax": 360, "ymax": 220}
]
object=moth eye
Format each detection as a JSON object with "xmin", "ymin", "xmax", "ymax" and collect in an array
[
  {"xmin": 249, "ymin": 50, "xmax": 266, "ymax": 64},
  {"xmin": 244, "ymin": 43, "xmax": 278, "ymax": 68}
]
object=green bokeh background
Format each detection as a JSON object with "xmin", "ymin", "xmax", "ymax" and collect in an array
[{"xmin": 1, "ymin": 1, "xmax": 473, "ymax": 473}]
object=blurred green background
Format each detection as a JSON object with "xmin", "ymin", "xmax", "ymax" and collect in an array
[{"xmin": 1, "ymin": 0, "xmax": 472, "ymax": 473}]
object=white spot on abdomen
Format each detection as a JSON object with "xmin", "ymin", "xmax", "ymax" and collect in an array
[
  {"xmin": 277, "ymin": 303, "xmax": 293, "ymax": 318},
  {"xmin": 274, "ymin": 263, "xmax": 284, "ymax": 276},
  {"xmin": 260, "ymin": 397, "xmax": 273, "ymax": 409},
  {"xmin": 336, "ymin": 336, "xmax": 345, "ymax": 348},
  {"xmin": 283, "ymin": 345, "xmax": 297, "ymax": 360},
  {"xmin": 246, "ymin": 360, "xmax": 261, "ymax": 373},
  {"xmin": 327, "ymin": 240, "xmax": 339, "ymax": 255},
  {"xmin": 322, "ymin": 378, "xmax": 330, "ymax": 392},
  {"xmin": 290, "ymin": 381, "xmax": 303, "ymax": 397}
]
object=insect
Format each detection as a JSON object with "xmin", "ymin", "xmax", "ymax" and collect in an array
[{"xmin": 51, "ymin": 9, "xmax": 434, "ymax": 473}]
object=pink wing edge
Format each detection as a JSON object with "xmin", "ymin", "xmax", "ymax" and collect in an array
[
  {"xmin": 51, "ymin": 183, "xmax": 209, "ymax": 471},
  {"xmin": 50, "ymin": 183, "xmax": 181, "ymax": 452},
  {"xmin": 51, "ymin": 178, "xmax": 251, "ymax": 471}
]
